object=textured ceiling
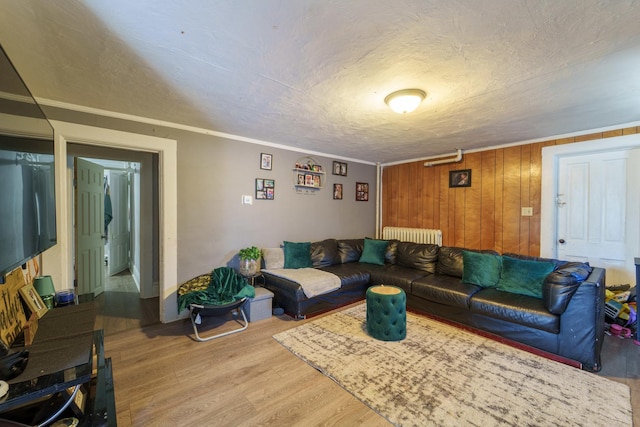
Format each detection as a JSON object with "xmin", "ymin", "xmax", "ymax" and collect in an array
[{"xmin": 1, "ymin": 1, "xmax": 639, "ymax": 164}]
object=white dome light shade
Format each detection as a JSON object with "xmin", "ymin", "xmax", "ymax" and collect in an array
[{"xmin": 385, "ymin": 89, "xmax": 426, "ymax": 114}]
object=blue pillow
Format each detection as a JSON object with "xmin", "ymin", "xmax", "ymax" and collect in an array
[
  {"xmin": 497, "ymin": 256, "xmax": 555, "ymax": 299},
  {"xmin": 461, "ymin": 251, "xmax": 502, "ymax": 288},
  {"xmin": 359, "ymin": 238, "xmax": 389, "ymax": 265},
  {"xmin": 283, "ymin": 241, "xmax": 312, "ymax": 269}
]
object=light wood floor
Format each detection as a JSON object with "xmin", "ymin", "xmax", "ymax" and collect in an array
[
  {"xmin": 98, "ymin": 282, "xmax": 640, "ymax": 426},
  {"xmin": 94, "ymin": 269, "xmax": 159, "ymax": 336}
]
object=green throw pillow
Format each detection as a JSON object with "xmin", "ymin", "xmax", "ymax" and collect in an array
[
  {"xmin": 283, "ymin": 241, "xmax": 312, "ymax": 269},
  {"xmin": 461, "ymin": 250, "xmax": 502, "ymax": 288},
  {"xmin": 497, "ymin": 256, "xmax": 555, "ymax": 299},
  {"xmin": 359, "ymin": 238, "xmax": 389, "ymax": 265}
]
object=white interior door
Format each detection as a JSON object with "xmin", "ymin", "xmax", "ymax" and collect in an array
[
  {"xmin": 556, "ymin": 149, "xmax": 640, "ymax": 285},
  {"xmin": 75, "ymin": 158, "xmax": 105, "ymax": 297},
  {"xmin": 107, "ymin": 171, "xmax": 131, "ymax": 276}
]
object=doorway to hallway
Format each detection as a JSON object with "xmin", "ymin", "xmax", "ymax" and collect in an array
[
  {"xmin": 51, "ymin": 121, "xmax": 177, "ymax": 323},
  {"xmin": 69, "ymin": 142, "xmax": 160, "ymax": 332}
]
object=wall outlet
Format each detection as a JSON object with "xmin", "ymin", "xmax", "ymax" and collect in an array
[
  {"xmin": 242, "ymin": 195, "xmax": 252, "ymax": 205},
  {"xmin": 521, "ymin": 207, "xmax": 533, "ymax": 216}
]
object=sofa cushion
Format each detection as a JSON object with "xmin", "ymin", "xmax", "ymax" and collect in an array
[
  {"xmin": 412, "ymin": 274, "xmax": 483, "ymax": 309},
  {"xmin": 283, "ymin": 241, "xmax": 312, "ymax": 269},
  {"xmin": 337, "ymin": 239, "xmax": 365, "ymax": 263},
  {"xmin": 461, "ymin": 250, "xmax": 502, "ymax": 288},
  {"xmin": 385, "ymin": 239, "xmax": 399, "ymax": 264},
  {"xmin": 437, "ymin": 246, "xmax": 500, "ymax": 278},
  {"xmin": 262, "ymin": 247, "xmax": 284, "ymax": 269},
  {"xmin": 436, "ymin": 246, "xmax": 466, "ymax": 277},
  {"xmin": 544, "ymin": 262, "xmax": 592, "ymax": 314},
  {"xmin": 359, "ymin": 238, "xmax": 389, "ymax": 265},
  {"xmin": 365, "ymin": 264, "xmax": 430, "ymax": 294},
  {"xmin": 320, "ymin": 263, "xmax": 371, "ymax": 288},
  {"xmin": 496, "ymin": 256, "xmax": 555, "ymax": 299},
  {"xmin": 310, "ymin": 238, "xmax": 341, "ymax": 267},
  {"xmin": 396, "ymin": 242, "xmax": 439, "ymax": 273},
  {"xmin": 470, "ymin": 288, "xmax": 560, "ymax": 334},
  {"xmin": 502, "ymin": 253, "xmax": 567, "ymax": 270}
]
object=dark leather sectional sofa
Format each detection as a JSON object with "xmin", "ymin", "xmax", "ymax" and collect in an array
[{"xmin": 262, "ymin": 238, "xmax": 606, "ymax": 371}]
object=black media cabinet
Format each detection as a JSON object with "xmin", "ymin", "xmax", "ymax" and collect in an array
[{"xmin": 0, "ymin": 302, "xmax": 116, "ymax": 426}]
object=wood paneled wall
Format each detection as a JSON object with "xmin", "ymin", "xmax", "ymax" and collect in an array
[{"xmin": 381, "ymin": 126, "xmax": 639, "ymax": 255}]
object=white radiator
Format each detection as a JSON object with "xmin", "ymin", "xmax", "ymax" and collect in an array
[{"xmin": 382, "ymin": 227, "xmax": 442, "ymax": 246}]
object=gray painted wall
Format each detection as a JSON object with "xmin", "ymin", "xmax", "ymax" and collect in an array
[{"xmin": 45, "ymin": 107, "xmax": 377, "ymax": 285}]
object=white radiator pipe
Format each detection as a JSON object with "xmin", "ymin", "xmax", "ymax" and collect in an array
[{"xmin": 423, "ymin": 149, "xmax": 463, "ymax": 167}]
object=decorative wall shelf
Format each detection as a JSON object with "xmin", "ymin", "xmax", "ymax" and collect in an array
[{"xmin": 293, "ymin": 156, "xmax": 324, "ymax": 190}]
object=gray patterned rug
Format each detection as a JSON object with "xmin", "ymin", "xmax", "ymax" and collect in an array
[{"xmin": 273, "ymin": 304, "xmax": 632, "ymax": 427}]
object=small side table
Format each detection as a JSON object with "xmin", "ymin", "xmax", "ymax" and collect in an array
[
  {"xmin": 242, "ymin": 272, "xmax": 264, "ymax": 287},
  {"xmin": 366, "ymin": 285, "xmax": 406, "ymax": 341}
]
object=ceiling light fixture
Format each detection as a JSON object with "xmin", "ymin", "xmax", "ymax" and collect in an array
[{"xmin": 385, "ymin": 89, "xmax": 426, "ymax": 114}]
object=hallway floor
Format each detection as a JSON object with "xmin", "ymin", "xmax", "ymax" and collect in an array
[{"xmin": 94, "ymin": 269, "xmax": 159, "ymax": 336}]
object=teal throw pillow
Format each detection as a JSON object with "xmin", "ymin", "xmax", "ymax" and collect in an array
[
  {"xmin": 283, "ymin": 241, "xmax": 312, "ymax": 269},
  {"xmin": 497, "ymin": 255, "xmax": 555, "ymax": 299},
  {"xmin": 461, "ymin": 250, "xmax": 502, "ymax": 288},
  {"xmin": 359, "ymin": 238, "xmax": 389, "ymax": 265}
]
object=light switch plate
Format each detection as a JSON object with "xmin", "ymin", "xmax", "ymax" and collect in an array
[
  {"xmin": 242, "ymin": 195, "xmax": 253, "ymax": 205},
  {"xmin": 521, "ymin": 207, "xmax": 533, "ymax": 216}
]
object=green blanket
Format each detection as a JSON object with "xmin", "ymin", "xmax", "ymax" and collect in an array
[{"xmin": 178, "ymin": 267, "xmax": 255, "ymax": 313}]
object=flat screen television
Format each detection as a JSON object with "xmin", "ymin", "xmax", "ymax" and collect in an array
[
  {"xmin": 0, "ymin": 44, "xmax": 56, "ymax": 278},
  {"xmin": 0, "ymin": 135, "xmax": 56, "ymax": 277}
]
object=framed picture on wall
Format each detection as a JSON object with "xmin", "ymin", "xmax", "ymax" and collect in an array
[
  {"xmin": 256, "ymin": 178, "xmax": 274, "ymax": 200},
  {"xmin": 333, "ymin": 161, "xmax": 341, "ymax": 175},
  {"xmin": 449, "ymin": 169, "xmax": 471, "ymax": 188},
  {"xmin": 333, "ymin": 183, "xmax": 343, "ymax": 200},
  {"xmin": 260, "ymin": 153, "xmax": 272, "ymax": 170},
  {"xmin": 356, "ymin": 182, "xmax": 369, "ymax": 201},
  {"xmin": 333, "ymin": 161, "xmax": 348, "ymax": 176}
]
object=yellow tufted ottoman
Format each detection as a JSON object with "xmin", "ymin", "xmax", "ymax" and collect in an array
[{"xmin": 366, "ymin": 285, "xmax": 406, "ymax": 341}]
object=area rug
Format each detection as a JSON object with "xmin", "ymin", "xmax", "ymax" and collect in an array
[{"xmin": 273, "ymin": 304, "xmax": 632, "ymax": 427}]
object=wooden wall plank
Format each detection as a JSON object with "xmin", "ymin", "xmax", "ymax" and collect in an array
[
  {"xmin": 528, "ymin": 142, "xmax": 548, "ymax": 255},
  {"xmin": 518, "ymin": 144, "xmax": 531, "ymax": 255},
  {"xmin": 480, "ymin": 150, "xmax": 496, "ymax": 250},
  {"xmin": 439, "ymin": 166, "xmax": 451, "ymax": 245},
  {"xmin": 397, "ymin": 165, "xmax": 410, "ymax": 226},
  {"xmin": 408, "ymin": 162, "xmax": 422, "ymax": 227},
  {"xmin": 502, "ymin": 146, "xmax": 521, "ymax": 253},
  {"xmin": 382, "ymin": 165, "xmax": 399, "ymax": 227},
  {"xmin": 575, "ymin": 132, "xmax": 603, "ymax": 142},
  {"xmin": 603, "ymin": 130, "xmax": 624, "ymax": 138},
  {"xmin": 452, "ymin": 162, "xmax": 466, "ymax": 247},
  {"xmin": 464, "ymin": 152, "xmax": 482, "ymax": 249},
  {"xmin": 421, "ymin": 165, "xmax": 434, "ymax": 229}
]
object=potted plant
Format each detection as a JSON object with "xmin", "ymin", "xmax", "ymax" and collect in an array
[{"xmin": 238, "ymin": 246, "xmax": 261, "ymax": 277}]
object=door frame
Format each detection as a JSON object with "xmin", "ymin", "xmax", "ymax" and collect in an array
[
  {"xmin": 541, "ymin": 133, "xmax": 640, "ymax": 259},
  {"xmin": 42, "ymin": 121, "xmax": 179, "ymax": 323}
]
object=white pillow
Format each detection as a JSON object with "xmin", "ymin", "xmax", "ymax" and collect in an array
[{"xmin": 262, "ymin": 248, "xmax": 284, "ymax": 269}]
